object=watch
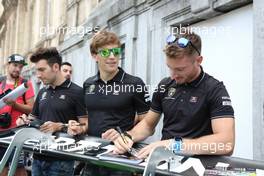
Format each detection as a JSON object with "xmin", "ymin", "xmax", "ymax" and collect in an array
[{"xmin": 172, "ymin": 136, "xmax": 183, "ymax": 154}]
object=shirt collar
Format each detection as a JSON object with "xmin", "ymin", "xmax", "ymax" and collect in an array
[
  {"xmin": 186, "ymin": 66, "xmax": 205, "ymax": 87},
  {"xmin": 46, "ymin": 79, "xmax": 71, "ymax": 90},
  {"xmin": 175, "ymin": 66, "xmax": 205, "ymax": 88},
  {"xmin": 94, "ymin": 67, "xmax": 126, "ymax": 83}
]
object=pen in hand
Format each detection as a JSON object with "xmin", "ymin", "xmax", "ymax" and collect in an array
[
  {"xmin": 64, "ymin": 123, "xmax": 86, "ymax": 127},
  {"xmin": 116, "ymin": 126, "xmax": 138, "ymax": 157},
  {"xmin": 18, "ymin": 116, "xmax": 34, "ymax": 125},
  {"xmin": 116, "ymin": 126, "xmax": 128, "ymax": 143}
]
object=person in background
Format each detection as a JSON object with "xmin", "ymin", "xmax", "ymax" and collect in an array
[
  {"xmin": 0, "ymin": 54, "xmax": 35, "ymax": 176},
  {"xmin": 61, "ymin": 62, "xmax": 72, "ymax": 80}
]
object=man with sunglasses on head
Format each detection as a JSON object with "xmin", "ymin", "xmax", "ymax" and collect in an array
[
  {"xmin": 113, "ymin": 30, "xmax": 235, "ymax": 159},
  {"xmin": 68, "ymin": 30, "xmax": 150, "ymax": 175}
]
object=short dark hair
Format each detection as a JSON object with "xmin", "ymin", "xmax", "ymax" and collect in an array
[
  {"xmin": 61, "ymin": 62, "xmax": 72, "ymax": 67},
  {"xmin": 29, "ymin": 47, "xmax": 62, "ymax": 67}
]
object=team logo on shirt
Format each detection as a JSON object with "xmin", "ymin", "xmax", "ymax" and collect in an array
[
  {"xmin": 113, "ymin": 90, "xmax": 119, "ymax": 95},
  {"xmin": 144, "ymin": 93, "xmax": 150, "ymax": 102},
  {"xmin": 168, "ymin": 88, "xmax": 176, "ymax": 97},
  {"xmin": 40, "ymin": 92, "xmax": 47, "ymax": 101},
  {"xmin": 189, "ymin": 96, "xmax": 198, "ymax": 103},
  {"xmin": 86, "ymin": 84, "xmax": 95, "ymax": 94},
  {"xmin": 89, "ymin": 85, "xmax": 95, "ymax": 92},
  {"xmin": 59, "ymin": 95, "xmax": 66, "ymax": 100}
]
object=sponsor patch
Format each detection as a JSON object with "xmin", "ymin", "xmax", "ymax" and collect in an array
[
  {"xmin": 40, "ymin": 92, "xmax": 47, "ymax": 101},
  {"xmin": 168, "ymin": 88, "xmax": 176, "ymax": 97},
  {"xmin": 189, "ymin": 96, "xmax": 198, "ymax": 103},
  {"xmin": 222, "ymin": 101, "xmax": 232, "ymax": 106},
  {"xmin": 222, "ymin": 96, "xmax": 231, "ymax": 100},
  {"xmin": 86, "ymin": 84, "xmax": 96, "ymax": 94},
  {"xmin": 59, "ymin": 95, "xmax": 66, "ymax": 100}
]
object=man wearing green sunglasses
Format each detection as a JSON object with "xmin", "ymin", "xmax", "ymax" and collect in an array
[
  {"xmin": 98, "ymin": 47, "xmax": 122, "ymax": 58},
  {"xmin": 68, "ymin": 30, "xmax": 150, "ymax": 175}
]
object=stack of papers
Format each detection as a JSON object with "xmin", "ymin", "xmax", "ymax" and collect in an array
[{"xmin": 99, "ymin": 151, "xmax": 143, "ymax": 165}]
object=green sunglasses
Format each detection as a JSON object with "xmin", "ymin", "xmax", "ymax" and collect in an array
[{"xmin": 97, "ymin": 47, "xmax": 121, "ymax": 58}]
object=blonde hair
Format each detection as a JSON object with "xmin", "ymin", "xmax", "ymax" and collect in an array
[
  {"xmin": 90, "ymin": 30, "xmax": 121, "ymax": 55},
  {"xmin": 164, "ymin": 30, "xmax": 201, "ymax": 58}
]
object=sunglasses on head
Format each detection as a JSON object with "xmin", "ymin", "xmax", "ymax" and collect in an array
[
  {"xmin": 166, "ymin": 35, "xmax": 200, "ymax": 56},
  {"xmin": 97, "ymin": 47, "xmax": 121, "ymax": 58}
]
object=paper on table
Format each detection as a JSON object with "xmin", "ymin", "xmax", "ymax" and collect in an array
[
  {"xmin": 24, "ymin": 137, "xmax": 74, "ymax": 149},
  {"xmin": 0, "ymin": 82, "xmax": 28, "ymax": 109},
  {"xmin": 215, "ymin": 162, "xmax": 230, "ymax": 168},
  {"xmin": 99, "ymin": 151, "xmax": 143, "ymax": 165},
  {"xmin": 65, "ymin": 140, "xmax": 101, "ymax": 152},
  {"xmin": 170, "ymin": 158, "xmax": 205, "ymax": 176},
  {"xmin": 49, "ymin": 137, "xmax": 75, "ymax": 149},
  {"xmin": 101, "ymin": 144, "xmax": 115, "ymax": 152},
  {"xmin": 257, "ymin": 169, "xmax": 264, "ymax": 175}
]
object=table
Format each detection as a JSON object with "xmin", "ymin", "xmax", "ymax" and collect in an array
[{"xmin": 0, "ymin": 127, "xmax": 264, "ymax": 176}]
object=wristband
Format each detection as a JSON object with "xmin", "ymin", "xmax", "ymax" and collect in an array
[{"xmin": 172, "ymin": 136, "xmax": 182, "ymax": 154}]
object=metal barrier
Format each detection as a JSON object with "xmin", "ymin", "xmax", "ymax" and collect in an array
[
  {"xmin": 143, "ymin": 146, "xmax": 182, "ymax": 176},
  {"xmin": 0, "ymin": 128, "xmax": 53, "ymax": 176}
]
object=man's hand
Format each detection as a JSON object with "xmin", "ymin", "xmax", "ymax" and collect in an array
[
  {"xmin": 67, "ymin": 120, "xmax": 85, "ymax": 136},
  {"xmin": 136, "ymin": 140, "xmax": 170, "ymax": 159},
  {"xmin": 40, "ymin": 121, "xmax": 62, "ymax": 133},
  {"xmin": 113, "ymin": 135, "xmax": 134, "ymax": 155},
  {"xmin": 16, "ymin": 114, "xmax": 30, "ymax": 126},
  {"xmin": 102, "ymin": 128, "xmax": 120, "ymax": 142}
]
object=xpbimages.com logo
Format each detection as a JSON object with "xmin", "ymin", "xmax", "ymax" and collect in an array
[
  {"xmin": 31, "ymin": 140, "xmax": 98, "ymax": 153},
  {"xmin": 39, "ymin": 26, "xmax": 100, "ymax": 38},
  {"xmin": 169, "ymin": 142, "xmax": 233, "ymax": 154},
  {"xmin": 165, "ymin": 24, "xmax": 232, "ymax": 36},
  {"xmin": 95, "ymin": 83, "xmax": 166, "ymax": 96}
]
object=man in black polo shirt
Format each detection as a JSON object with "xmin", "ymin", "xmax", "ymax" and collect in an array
[
  {"xmin": 114, "ymin": 31, "xmax": 235, "ymax": 158},
  {"xmin": 17, "ymin": 47, "xmax": 88, "ymax": 176},
  {"xmin": 68, "ymin": 31, "xmax": 150, "ymax": 175},
  {"xmin": 68, "ymin": 30, "xmax": 150, "ymax": 139}
]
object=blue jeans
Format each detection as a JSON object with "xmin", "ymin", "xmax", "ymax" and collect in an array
[
  {"xmin": 81, "ymin": 162, "xmax": 133, "ymax": 176},
  {"xmin": 32, "ymin": 159, "xmax": 74, "ymax": 176}
]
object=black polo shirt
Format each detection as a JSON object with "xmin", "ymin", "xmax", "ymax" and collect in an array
[
  {"xmin": 151, "ymin": 67, "xmax": 234, "ymax": 140},
  {"xmin": 83, "ymin": 68, "xmax": 150, "ymax": 137},
  {"xmin": 31, "ymin": 79, "xmax": 87, "ymax": 161},
  {"xmin": 31, "ymin": 79, "xmax": 87, "ymax": 123}
]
